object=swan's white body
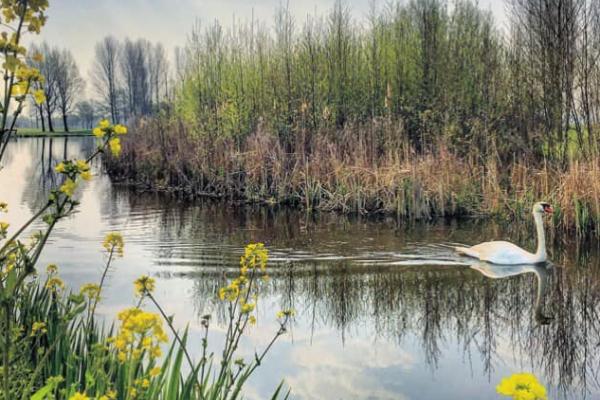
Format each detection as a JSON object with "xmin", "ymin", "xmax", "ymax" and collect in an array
[{"xmin": 456, "ymin": 202, "xmax": 551, "ymax": 265}]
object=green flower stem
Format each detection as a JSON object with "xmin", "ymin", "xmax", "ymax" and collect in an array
[
  {"xmin": 3, "ymin": 302, "xmax": 10, "ymax": 400},
  {"xmin": 0, "ymin": 1, "xmax": 28, "ymax": 166},
  {"xmin": 0, "ymin": 202, "xmax": 51, "ymax": 256}
]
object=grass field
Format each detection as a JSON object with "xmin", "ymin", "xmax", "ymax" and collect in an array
[{"xmin": 14, "ymin": 128, "xmax": 93, "ymax": 137}]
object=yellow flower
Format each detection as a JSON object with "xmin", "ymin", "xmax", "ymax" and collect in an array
[
  {"xmin": 99, "ymin": 119, "xmax": 110, "ymax": 128},
  {"xmin": 0, "ymin": 221, "xmax": 8, "ymax": 234},
  {"xmin": 134, "ymin": 275, "xmax": 155, "ymax": 296},
  {"xmin": 149, "ymin": 367, "xmax": 162, "ymax": 377},
  {"xmin": 142, "ymin": 378, "xmax": 150, "ymax": 388},
  {"xmin": 46, "ymin": 277, "xmax": 66, "ymax": 293},
  {"xmin": 0, "ymin": 201, "xmax": 7, "ymax": 212},
  {"xmin": 276, "ymin": 311, "xmax": 283, "ymax": 318},
  {"xmin": 54, "ymin": 162, "xmax": 66, "ymax": 173},
  {"xmin": 68, "ymin": 393, "xmax": 90, "ymax": 400},
  {"xmin": 92, "ymin": 127, "xmax": 104, "ymax": 138},
  {"xmin": 80, "ymin": 283, "xmax": 101, "ymax": 301},
  {"xmin": 241, "ymin": 303, "xmax": 255, "ymax": 314},
  {"xmin": 107, "ymin": 390, "xmax": 117, "ymax": 399},
  {"xmin": 115, "ymin": 124, "xmax": 127, "ymax": 134},
  {"xmin": 103, "ymin": 232, "xmax": 124, "ymax": 257},
  {"xmin": 109, "ymin": 138, "xmax": 121, "ymax": 157},
  {"xmin": 497, "ymin": 373, "xmax": 547, "ymax": 400},
  {"xmin": 77, "ymin": 160, "xmax": 90, "ymax": 170},
  {"xmin": 130, "ymin": 388, "xmax": 137, "ymax": 398},
  {"xmin": 30, "ymin": 321, "xmax": 47, "ymax": 337},
  {"xmin": 81, "ymin": 171, "xmax": 92, "ymax": 181},
  {"xmin": 59, "ymin": 178, "xmax": 78, "ymax": 197},
  {"xmin": 46, "ymin": 263, "xmax": 58, "ymax": 275},
  {"xmin": 33, "ymin": 89, "xmax": 46, "ymax": 104},
  {"xmin": 32, "ymin": 53, "xmax": 44, "ymax": 62},
  {"xmin": 249, "ymin": 316, "xmax": 256, "ymax": 325}
]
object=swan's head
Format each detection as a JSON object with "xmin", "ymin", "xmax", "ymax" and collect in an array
[{"xmin": 533, "ymin": 201, "xmax": 553, "ymax": 214}]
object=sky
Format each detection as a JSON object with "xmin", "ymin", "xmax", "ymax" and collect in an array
[{"xmin": 32, "ymin": 0, "xmax": 508, "ymax": 96}]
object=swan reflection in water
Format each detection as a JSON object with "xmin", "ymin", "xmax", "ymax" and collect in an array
[{"xmin": 469, "ymin": 261, "xmax": 554, "ymax": 325}]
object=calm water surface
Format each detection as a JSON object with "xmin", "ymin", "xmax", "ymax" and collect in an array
[{"xmin": 2, "ymin": 137, "xmax": 600, "ymax": 400}]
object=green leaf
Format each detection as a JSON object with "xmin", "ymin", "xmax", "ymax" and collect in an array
[{"xmin": 30, "ymin": 382, "xmax": 52, "ymax": 400}]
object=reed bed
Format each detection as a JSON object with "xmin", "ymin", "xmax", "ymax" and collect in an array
[{"xmin": 106, "ymin": 117, "xmax": 600, "ymax": 237}]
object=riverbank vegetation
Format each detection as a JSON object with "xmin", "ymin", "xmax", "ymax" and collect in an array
[{"xmin": 105, "ymin": 0, "xmax": 600, "ymax": 236}]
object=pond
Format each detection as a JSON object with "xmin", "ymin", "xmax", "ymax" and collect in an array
[{"xmin": 1, "ymin": 136, "xmax": 600, "ymax": 400}]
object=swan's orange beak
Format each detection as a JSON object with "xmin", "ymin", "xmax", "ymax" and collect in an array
[{"xmin": 544, "ymin": 205, "xmax": 553, "ymax": 214}]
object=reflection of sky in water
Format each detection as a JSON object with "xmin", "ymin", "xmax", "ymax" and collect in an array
[{"xmin": 2, "ymin": 137, "xmax": 600, "ymax": 400}]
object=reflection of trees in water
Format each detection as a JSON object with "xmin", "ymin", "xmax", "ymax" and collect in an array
[
  {"xmin": 14, "ymin": 137, "xmax": 97, "ymax": 212},
  {"xmin": 179, "ymin": 260, "xmax": 600, "ymax": 397},
  {"xmin": 117, "ymin": 188, "xmax": 600, "ymax": 398}
]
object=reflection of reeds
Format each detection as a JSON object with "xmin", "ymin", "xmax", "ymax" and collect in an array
[
  {"xmin": 167, "ymin": 254, "xmax": 600, "ymax": 399},
  {"xmin": 107, "ymin": 119, "xmax": 600, "ymax": 235}
]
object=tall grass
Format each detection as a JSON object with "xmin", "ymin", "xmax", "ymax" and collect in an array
[{"xmin": 106, "ymin": 116, "xmax": 600, "ymax": 236}]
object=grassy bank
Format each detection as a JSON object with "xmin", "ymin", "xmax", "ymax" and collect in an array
[
  {"xmin": 14, "ymin": 128, "xmax": 93, "ymax": 137},
  {"xmin": 2, "ymin": 241, "xmax": 291, "ymax": 400},
  {"xmin": 105, "ymin": 117, "xmax": 600, "ymax": 237}
]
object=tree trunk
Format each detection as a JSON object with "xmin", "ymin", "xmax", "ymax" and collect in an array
[
  {"xmin": 62, "ymin": 113, "xmax": 69, "ymax": 132},
  {"xmin": 46, "ymin": 113, "xmax": 54, "ymax": 132},
  {"xmin": 39, "ymin": 106, "xmax": 46, "ymax": 132}
]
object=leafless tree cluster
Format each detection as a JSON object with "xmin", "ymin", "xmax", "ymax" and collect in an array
[
  {"xmin": 92, "ymin": 36, "xmax": 171, "ymax": 124},
  {"xmin": 28, "ymin": 42, "xmax": 83, "ymax": 132},
  {"xmin": 508, "ymin": 0, "xmax": 600, "ymax": 161}
]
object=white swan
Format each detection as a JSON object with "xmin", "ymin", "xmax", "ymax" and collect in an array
[{"xmin": 455, "ymin": 202, "xmax": 553, "ymax": 264}]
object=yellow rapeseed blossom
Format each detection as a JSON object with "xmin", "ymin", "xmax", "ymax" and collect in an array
[
  {"xmin": 68, "ymin": 392, "xmax": 90, "ymax": 400},
  {"xmin": 54, "ymin": 162, "xmax": 66, "ymax": 173},
  {"xmin": 46, "ymin": 276, "xmax": 65, "ymax": 293},
  {"xmin": 80, "ymin": 283, "xmax": 101, "ymax": 302},
  {"xmin": 277, "ymin": 310, "xmax": 295, "ymax": 319},
  {"xmin": 103, "ymin": 232, "xmax": 124, "ymax": 257},
  {"xmin": 249, "ymin": 316, "xmax": 257, "ymax": 325},
  {"xmin": 497, "ymin": 373, "xmax": 548, "ymax": 400},
  {"xmin": 0, "ymin": 221, "xmax": 8, "ymax": 235},
  {"xmin": 81, "ymin": 170, "xmax": 92, "ymax": 181},
  {"xmin": 109, "ymin": 138, "xmax": 121, "ymax": 157},
  {"xmin": 33, "ymin": 89, "xmax": 45, "ymax": 104},
  {"xmin": 240, "ymin": 242, "xmax": 268, "ymax": 271},
  {"xmin": 92, "ymin": 127, "xmax": 104, "ymax": 138},
  {"xmin": 134, "ymin": 275, "xmax": 155, "ymax": 296},
  {"xmin": 109, "ymin": 307, "xmax": 168, "ymax": 364},
  {"xmin": 59, "ymin": 178, "xmax": 78, "ymax": 197},
  {"xmin": 149, "ymin": 367, "xmax": 162, "ymax": 377},
  {"xmin": 45, "ymin": 263, "xmax": 58, "ymax": 275},
  {"xmin": 241, "ymin": 303, "xmax": 255, "ymax": 313},
  {"xmin": 30, "ymin": 321, "xmax": 47, "ymax": 336},
  {"xmin": 115, "ymin": 124, "xmax": 127, "ymax": 134},
  {"xmin": 107, "ymin": 390, "xmax": 117, "ymax": 399}
]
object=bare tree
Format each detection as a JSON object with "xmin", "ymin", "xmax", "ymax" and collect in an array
[
  {"xmin": 76, "ymin": 100, "xmax": 96, "ymax": 129},
  {"xmin": 55, "ymin": 49, "xmax": 83, "ymax": 131},
  {"xmin": 148, "ymin": 42, "xmax": 169, "ymax": 109},
  {"xmin": 121, "ymin": 38, "xmax": 151, "ymax": 118},
  {"xmin": 30, "ymin": 43, "xmax": 61, "ymax": 132},
  {"xmin": 92, "ymin": 36, "xmax": 121, "ymax": 123}
]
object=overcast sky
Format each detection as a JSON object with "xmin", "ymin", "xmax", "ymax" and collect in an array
[{"xmin": 33, "ymin": 0, "xmax": 508, "ymax": 96}]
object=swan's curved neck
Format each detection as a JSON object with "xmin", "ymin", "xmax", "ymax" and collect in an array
[{"xmin": 533, "ymin": 211, "xmax": 546, "ymax": 262}]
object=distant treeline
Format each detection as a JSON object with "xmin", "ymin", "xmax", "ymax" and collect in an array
[{"xmin": 107, "ymin": 0, "xmax": 600, "ymax": 234}]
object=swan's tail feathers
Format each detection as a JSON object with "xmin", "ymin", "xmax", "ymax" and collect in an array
[{"xmin": 455, "ymin": 246, "xmax": 480, "ymax": 259}]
